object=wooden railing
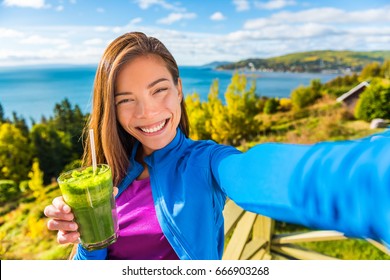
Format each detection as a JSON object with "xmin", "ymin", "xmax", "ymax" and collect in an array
[{"xmin": 222, "ymin": 200, "xmax": 390, "ymax": 260}]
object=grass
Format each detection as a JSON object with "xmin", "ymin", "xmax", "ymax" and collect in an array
[
  {"xmin": 0, "ymin": 184, "xmax": 73, "ymax": 260},
  {"xmin": 274, "ymin": 222, "xmax": 390, "ymax": 260}
]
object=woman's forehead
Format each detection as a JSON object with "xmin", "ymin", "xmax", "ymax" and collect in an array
[{"xmin": 116, "ymin": 55, "xmax": 173, "ymax": 89}]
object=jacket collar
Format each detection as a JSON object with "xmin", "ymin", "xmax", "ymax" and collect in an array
[
  {"xmin": 144, "ymin": 127, "xmax": 186, "ymax": 167},
  {"xmin": 116, "ymin": 127, "xmax": 186, "ymax": 197}
]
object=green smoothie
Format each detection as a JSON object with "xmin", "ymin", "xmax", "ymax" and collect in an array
[{"xmin": 58, "ymin": 164, "xmax": 118, "ymax": 251}]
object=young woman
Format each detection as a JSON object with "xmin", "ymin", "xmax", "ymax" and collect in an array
[{"xmin": 44, "ymin": 32, "xmax": 390, "ymax": 260}]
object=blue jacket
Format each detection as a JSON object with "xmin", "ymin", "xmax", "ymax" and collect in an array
[{"xmin": 74, "ymin": 128, "xmax": 390, "ymax": 260}]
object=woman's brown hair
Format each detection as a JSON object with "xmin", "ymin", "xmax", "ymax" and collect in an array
[{"xmin": 82, "ymin": 32, "xmax": 189, "ymax": 186}]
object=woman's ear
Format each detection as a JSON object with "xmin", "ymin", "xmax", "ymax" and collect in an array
[{"xmin": 177, "ymin": 78, "xmax": 183, "ymax": 102}]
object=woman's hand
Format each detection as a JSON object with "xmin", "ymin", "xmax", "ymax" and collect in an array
[{"xmin": 44, "ymin": 196, "xmax": 80, "ymax": 244}]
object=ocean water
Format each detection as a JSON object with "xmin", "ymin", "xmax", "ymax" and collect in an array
[{"xmin": 0, "ymin": 65, "xmax": 340, "ymax": 125}]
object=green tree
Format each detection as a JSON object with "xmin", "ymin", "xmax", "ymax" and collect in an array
[
  {"xmin": 0, "ymin": 102, "xmax": 4, "ymax": 123},
  {"xmin": 222, "ymin": 73, "xmax": 261, "ymax": 145},
  {"xmin": 28, "ymin": 159, "xmax": 45, "ymax": 199},
  {"xmin": 291, "ymin": 79, "xmax": 322, "ymax": 110},
  {"xmin": 0, "ymin": 180, "xmax": 19, "ymax": 203},
  {"xmin": 355, "ymin": 81, "xmax": 390, "ymax": 121},
  {"xmin": 52, "ymin": 98, "xmax": 87, "ymax": 158},
  {"xmin": 381, "ymin": 60, "xmax": 390, "ymax": 79},
  {"xmin": 325, "ymin": 73, "xmax": 359, "ymax": 97},
  {"xmin": 185, "ymin": 92, "xmax": 210, "ymax": 140},
  {"xmin": 360, "ymin": 62, "xmax": 381, "ymax": 80},
  {"xmin": 263, "ymin": 98, "xmax": 279, "ymax": 114},
  {"xmin": 0, "ymin": 123, "xmax": 32, "ymax": 183},
  {"xmin": 204, "ymin": 79, "xmax": 227, "ymax": 143},
  {"xmin": 291, "ymin": 86, "xmax": 311, "ymax": 110},
  {"xmin": 12, "ymin": 112, "xmax": 29, "ymax": 138},
  {"xmin": 30, "ymin": 123, "xmax": 73, "ymax": 184}
]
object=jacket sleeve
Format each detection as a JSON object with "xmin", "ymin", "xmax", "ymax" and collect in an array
[
  {"xmin": 73, "ymin": 244, "xmax": 107, "ymax": 260},
  {"xmin": 215, "ymin": 130, "xmax": 390, "ymax": 246}
]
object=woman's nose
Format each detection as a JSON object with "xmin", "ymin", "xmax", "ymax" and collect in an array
[{"xmin": 134, "ymin": 99, "xmax": 158, "ymax": 118}]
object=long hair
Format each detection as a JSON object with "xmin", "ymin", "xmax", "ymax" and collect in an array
[{"xmin": 82, "ymin": 32, "xmax": 189, "ymax": 186}]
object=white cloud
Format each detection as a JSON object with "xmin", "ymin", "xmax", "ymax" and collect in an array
[
  {"xmin": 157, "ymin": 12, "xmax": 197, "ymax": 25},
  {"xmin": 130, "ymin": 17, "xmax": 142, "ymax": 25},
  {"xmin": 134, "ymin": 0, "xmax": 185, "ymax": 12},
  {"xmin": 56, "ymin": 5, "xmax": 64, "ymax": 11},
  {"xmin": 244, "ymin": 6, "xmax": 390, "ymax": 30},
  {"xmin": 210, "ymin": 12, "xmax": 226, "ymax": 21},
  {"xmin": 2, "ymin": 0, "xmax": 46, "ymax": 9},
  {"xmin": 94, "ymin": 26, "xmax": 110, "ymax": 32},
  {"xmin": 228, "ymin": 23, "xmax": 340, "ymax": 41},
  {"xmin": 254, "ymin": 0, "xmax": 296, "ymax": 10},
  {"xmin": 20, "ymin": 35, "xmax": 68, "ymax": 46},
  {"xmin": 233, "ymin": 0, "xmax": 250, "ymax": 11},
  {"xmin": 83, "ymin": 38, "xmax": 103, "ymax": 45},
  {"xmin": 112, "ymin": 26, "xmax": 122, "ymax": 33},
  {"xmin": 0, "ymin": 27, "xmax": 24, "ymax": 38}
]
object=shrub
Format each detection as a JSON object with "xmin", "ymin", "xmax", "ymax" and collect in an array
[
  {"xmin": 263, "ymin": 98, "xmax": 279, "ymax": 114},
  {"xmin": 0, "ymin": 180, "xmax": 20, "ymax": 203},
  {"xmin": 355, "ymin": 81, "xmax": 390, "ymax": 121}
]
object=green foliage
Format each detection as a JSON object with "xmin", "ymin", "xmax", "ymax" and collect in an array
[
  {"xmin": 0, "ymin": 180, "xmax": 19, "ymax": 203},
  {"xmin": 0, "ymin": 102, "xmax": 4, "ymax": 123},
  {"xmin": 187, "ymin": 73, "xmax": 263, "ymax": 145},
  {"xmin": 0, "ymin": 183, "xmax": 73, "ymax": 260},
  {"xmin": 291, "ymin": 86, "xmax": 312, "ymax": 110},
  {"xmin": 324, "ymin": 73, "xmax": 360, "ymax": 97},
  {"xmin": 19, "ymin": 180, "xmax": 30, "ymax": 193},
  {"xmin": 28, "ymin": 159, "xmax": 45, "ymax": 199},
  {"xmin": 30, "ymin": 123, "xmax": 73, "ymax": 184},
  {"xmin": 263, "ymin": 98, "xmax": 279, "ymax": 114},
  {"xmin": 381, "ymin": 60, "xmax": 390, "ymax": 79},
  {"xmin": 52, "ymin": 98, "xmax": 86, "ymax": 157},
  {"xmin": 27, "ymin": 99, "xmax": 88, "ymax": 184},
  {"xmin": 12, "ymin": 112, "xmax": 29, "ymax": 138},
  {"xmin": 279, "ymin": 98, "xmax": 292, "ymax": 112},
  {"xmin": 222, "ymin": 74, "xmax": 262, "ymax": 145},
  {"xmin": 0, "ymin": 123, "xmax": 32, "ymax": 183},
  {"xmin": 360, "ymin": 62, "xmax": 382, "ymax": 80},
  {"xmin": 355, "ymin": 80, "xmax": 390, "ymax": 121},
  {"xmin": 290, "ymin": 79, "xmax": 323, "ymax": 110},
  {"xmin": 275, "ymin": 222, "xmax": 390, "ymax": 260},
  {"xmin": 185, "ymin": 92, "xmax": 212, "ymax": 140}
]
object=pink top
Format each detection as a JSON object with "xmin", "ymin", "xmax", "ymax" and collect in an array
[{"xmin": 107, "ymin": 177, "xmax": 179, "ymax": 260}]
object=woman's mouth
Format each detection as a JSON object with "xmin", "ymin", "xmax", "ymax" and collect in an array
[{"xmin": 138, "ymin": 119, "xmax": 168, "ymax": 134}]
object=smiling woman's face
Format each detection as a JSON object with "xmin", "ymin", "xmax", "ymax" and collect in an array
[{"xmin": 114, "ymin": 54, "xmax": 183, "ymax": 156}]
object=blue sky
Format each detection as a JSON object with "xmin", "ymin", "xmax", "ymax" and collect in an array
[{"xmin": 1, "ymin": 0, "xmax": 390, "ymax": 66}]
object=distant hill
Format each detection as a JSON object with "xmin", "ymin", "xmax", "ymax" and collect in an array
[
  {"xmin": 201, "ymin": 61, "xmax": 233, "ymax": 68},
  {"xmin": 217, "ymin": 50, "xmax": 390, "ymax": 73}
]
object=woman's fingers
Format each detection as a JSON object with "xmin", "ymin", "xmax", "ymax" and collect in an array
[
  {"xmin": 47, "ymin": 219, "xmax": 78, "ymax": 231},
  {"xmin": 52, "ymin": 196, "xmax": 72, "ymax": 213},
  {"xmin": 44, "ymin": 197, "xmax": 74, "ymax": 221},
  {"xmin": 57, "ymin": 230, "xmax": 80, "ymax": 245}
]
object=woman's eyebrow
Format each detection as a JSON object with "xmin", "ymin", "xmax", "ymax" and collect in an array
[
  {"xmin": 147, "ymin": 78, "xmax": 169, "ymax": 89},
  {"xmin": 114, "ymin": 91, "xmax": 133, "ymax": 97},
  {"xmin": 115, "ymin": 78, "xmax": 169, "ymax": 96}
]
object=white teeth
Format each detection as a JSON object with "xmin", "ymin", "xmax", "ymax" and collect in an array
[{"xmin": 140, "ymin": 120, "xmax": 166, "ymax": 133}]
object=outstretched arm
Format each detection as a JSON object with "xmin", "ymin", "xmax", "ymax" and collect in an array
[{"xmin": 216, "ymin": 130, "xmax": 390, "ymax": 246}]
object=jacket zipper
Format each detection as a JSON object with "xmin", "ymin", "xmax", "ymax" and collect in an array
[{"xmin": 148, "ymin": 165, "xmax": 195, "ymax": 260}]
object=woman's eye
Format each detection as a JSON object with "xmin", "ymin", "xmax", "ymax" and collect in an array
[
  {"xmin": 116, "ymin": 99, "xmax": 133, "ymax": 106},
  {"xmin": 154, "ymin": 88, "xmax": 168, "ymax": 94}
]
